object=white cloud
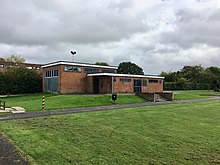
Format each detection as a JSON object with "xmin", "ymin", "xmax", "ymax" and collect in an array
[{"xmin": 1, "ymin": 0, "xmax": 220, "ymax": 74}]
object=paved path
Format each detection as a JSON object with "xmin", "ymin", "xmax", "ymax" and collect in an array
[
  {"xmin": 0, "ymin": 134, "xmax": 29, "ymax": 165},
  {"xmin": 0, "ymin": 97, "xmax": 220, "ymax": 121}
]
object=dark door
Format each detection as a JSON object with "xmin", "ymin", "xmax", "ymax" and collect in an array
[
  {"xmin": 134, "ymin": 79, "xmax": 142, "ymax": 93},
  {"xmin": 93, "ymin": 77, "xmax": 99, "ymax": 94},
  {"xmin": 45, "ymin": 78, "xmax": 58, "ymax": 93}
]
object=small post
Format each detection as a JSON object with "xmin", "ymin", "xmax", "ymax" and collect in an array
[{"xmin": 42, "ymin": 96, "xmax": 45, "ymax": 111}]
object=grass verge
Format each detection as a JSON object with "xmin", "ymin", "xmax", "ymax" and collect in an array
[
  {"xmin": 0, "ymin": 93, "xmax": 146, "ymax": 112},
  {"xmin": 0, "ymin": 100, "xmax": 219, "ymax": 164},
  {"xmin": 174, "ymin": 90, "xmax": 218, "ymax": 100}
]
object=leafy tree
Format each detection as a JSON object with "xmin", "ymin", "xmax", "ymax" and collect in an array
[
  {"xmin": 179, "ymin": 65, "xmax": 204, "ymax": 83},
  {"xmin": 117, "ymin": 62, "xmax": 144, "ymax": 75},
  {"xmin": 160, "ymin": 71, "xmax": 179, "ymax": 82},
  {"xmin": 95, "ymin": 62, "xmax": 109, "ymax": 66},
  {"xmin": 5, "ymin": 54, "xmax": 25, "ymax": 63},
  {"xmin": 161, "ymin": 65, "xmax": 220, "ymax": 90},
  {"xmin": 0, "ymin": 67, "xmax": 42, "ymax": 94},
  {"xmin": 0, "ymin": 57, "xmax": 5, "ymax": 62}
]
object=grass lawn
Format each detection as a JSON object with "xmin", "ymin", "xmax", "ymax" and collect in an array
[
  {"xmin": 174, "ymin": 90, "xmax": 218, "ymax": 100},
  {"xmin": 0, "ymin": 93, "xmax": 146, "ymax": 112},
  {"xmin": 0, "ymin": 100, "xmax": 220, "ymax": 164}
]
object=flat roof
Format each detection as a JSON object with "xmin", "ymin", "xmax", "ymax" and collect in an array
[
  {"xmin": 87, "ymin": 73, "xmax": 164, "ymax": 79},
  {"xmin": 42, "ymin": 61, "xmax": 118, "ymax": 69}
]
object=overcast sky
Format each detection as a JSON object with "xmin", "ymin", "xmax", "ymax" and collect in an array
[{"xmin": 1, "ymin": 0, "xmax": 220, "ymax": 74}]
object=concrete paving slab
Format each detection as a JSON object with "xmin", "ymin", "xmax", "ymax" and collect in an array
[
  {"xmin": 0, "ymin": 110, "xmax": 10, "ymax": 113},
  {"xmin": 11, "ymin": 107, "xmax": 25, "ymax": 111},
  {"xmin": 11, "ymin": 111, "xmax": 25, "ymax": 114}
]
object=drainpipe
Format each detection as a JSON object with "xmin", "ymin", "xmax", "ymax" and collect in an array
[{"xmin": 112, "ymin": 76, "xmax": 114, "ymax": 94}]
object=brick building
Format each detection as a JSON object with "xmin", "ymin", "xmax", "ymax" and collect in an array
[
  {"xmin": 42, "ymin": 61, "xmax": 164, "ymax": 94},
  {"xmin": 0, "ymin": 61, "xmax": 42, "ymax": 73}
]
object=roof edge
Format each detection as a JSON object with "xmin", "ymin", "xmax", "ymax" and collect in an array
[
  {"xmin": 87, "ymin": 73, "xmax": 164, "ymax": 79},
  {"xmin": 42, "ymin": 61, "xmax": 118, "ymax": 69}
]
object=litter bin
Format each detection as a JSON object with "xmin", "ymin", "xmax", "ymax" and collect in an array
[{"xmin": 112, "ymin": 93, "xmax": 117, "ymax": 103}]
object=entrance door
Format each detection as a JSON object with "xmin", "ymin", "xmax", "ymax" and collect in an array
[
  {"xmin": 134, "ymin": 79, "xmax": 142, "ymax": 93},
  {"xmin": 45, "ymin": 78, "xmax": 58, "ymax": 93},
  {"xmin": 93, "ymin": 77, "xmax": 99, "ymax": 94}
]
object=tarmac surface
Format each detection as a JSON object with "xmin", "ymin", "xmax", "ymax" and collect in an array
[
  {"xmin": 0, "ymin": 96, "xmax": 220, "ymax": 121},
  {"xmin": 0, "ymin": 96, "xmax": 220, "ymax": 165},
  {"xmin": 0, "ymin": 135, "xmax": 29, "ymax": 165}
]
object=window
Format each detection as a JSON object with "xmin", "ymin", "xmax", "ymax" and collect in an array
[
  {"xmin": 113, "ymin": 78, "xmax": 116, "ymax": 82},
  {"xmin": 102, "ymin": 69, "xmax": 114, "ymax": 73},
  {"xmin": 54, "ymin": 70, "xmax": 58, "ymax": 77},
  {"xmin": 64, "ymin": 66, "xmax": 82, "ymax": 72},
  {"xmin": 143, "ymin": 80, "xmax": 147, "ymax": 86},
  {"xmin": 84, "ymin": 67, "xmax": 99, "ymax": 73},
  {"xmin": 45, "ymin": 69, "xmax": 58, "ymax": 78},
  {"xmin": 120, "ymin": 78, "xmax": 131, "ymax": 83},
  {"xmin": 149, "ymin": 79, "xmax": 158, "ymax": 83},
  {"xmin": 0, "ymin": 64, "xmax": 3, "ymax": 68}
]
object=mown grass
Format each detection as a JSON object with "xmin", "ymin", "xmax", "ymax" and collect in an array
[
  {"xmin": 1, "ymin": 90, "xmax": 219, "ymax": 112},
  {"xmin": 174, "ymin": 90, "xmax": 218, "ymax": 100},
  {"xmin": 0, "ymin": 100, "xmax": 220, "ymax": 165},
  {"xmin": 0, "ymin": 93, "xmax": 146, "ymax": 112}
]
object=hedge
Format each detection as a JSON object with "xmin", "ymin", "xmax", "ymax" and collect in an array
[
  {"xmin": 0, "ymin": 67, "xmax": 42, "ymax": 95},
  {"xmin": 164, "ymin": 82, "xmax": 213, "ymax": 90}
]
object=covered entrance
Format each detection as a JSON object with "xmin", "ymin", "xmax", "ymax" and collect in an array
[{"xmin": 92, "ymin": 76, "xmax": 113, "ymax": 94}]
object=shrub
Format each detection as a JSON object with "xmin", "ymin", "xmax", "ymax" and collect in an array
[{"xmin": 0, "ymin": 67, "xmax": 42, "ymax": 95}]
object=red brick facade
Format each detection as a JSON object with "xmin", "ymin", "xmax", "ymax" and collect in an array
[{"xmin": 42, "ymin": 61, "xmax": 164, "ymax": 94}]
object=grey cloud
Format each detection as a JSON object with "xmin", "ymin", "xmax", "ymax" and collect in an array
[
  {"xmin": 160, "ymin": 8, "xmax": 220, "ymax": 48},
  {"xmin": 0, "ymin": 0, "xmax": 147, "ymax": 46},
  {"xmin": 1, "ymin": 0, "xmax": 220, "ymax": 74}
]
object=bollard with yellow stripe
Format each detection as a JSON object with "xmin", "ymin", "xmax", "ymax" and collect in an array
[{"xmin": 42, "ymin": 96, "xmax": 45, "ymax": 111}]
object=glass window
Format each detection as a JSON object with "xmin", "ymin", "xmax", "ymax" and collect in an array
[
  {"xmin": 120, "ymin": 78, "xmax": 131, "ymax": 82},
  {"xmin": 54, "ymin": 70, "xmax": 58, "ymax": 77},
  {"xmin": 143, "ymin": 80, "xmax": 147, "ymax": 86},
  {"xmin": 113, "ymin": 78, "xmax": 116, "ymax": 82},
  {"xmin": 45, "ymin": 69, "xmax": 59, "ymax": 78},
  {"xmin": 149, "ymin": 79, "xmax": 158, "ymax": 83},
  {"xmin": 84, "ymin": 67, "xmax": 99, "ymax": 73},
  {"xmin": 64, "ymin": 66, "xmax": 82, "ymax": 72},
  {"xmin": 102, "ymin": 69, "xmax": 114, "ymax": 73}
]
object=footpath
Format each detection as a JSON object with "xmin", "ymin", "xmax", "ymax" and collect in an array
[{"xmin": 0, "ymin": 96, "xmax": 220, "ymax": 121}]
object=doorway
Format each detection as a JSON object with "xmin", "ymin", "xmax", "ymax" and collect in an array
[
  {"xmin": 134, "ymin": 79, "xmax": 142, "ymax": 93},
  {"xmin": 93, "ymin": 77, "xmax": 99, "ymax": 94}
]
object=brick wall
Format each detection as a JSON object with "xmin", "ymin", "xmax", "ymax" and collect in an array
[
  {"xmin": 113, "ymin": 77, "xmax": 133, "ymax": 93},
  {"xmin": 112, "ymin": 77, "xmax": 163, "ymax": 93},
  {"xmin": 42, "ymin": 64, "xmax": 163, "ymax": 94}
]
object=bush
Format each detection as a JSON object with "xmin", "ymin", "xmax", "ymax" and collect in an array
[
  {"xmin": 0, "ymin": 67, "xmax": 42, "ymax": 95},
  {"xmin": 164, "ymin": 82, "xmax": 211, "ymax": 90}
]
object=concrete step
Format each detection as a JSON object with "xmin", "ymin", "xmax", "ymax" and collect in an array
[{"xmin": 154, "ymin": 94, "xmax": 168, "ymax": 102}]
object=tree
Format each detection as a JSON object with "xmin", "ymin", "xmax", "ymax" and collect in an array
[
  {"xmin": 179, "ymin": 65, "xmax": 204, "ymax": 83},
  {"xmin": 160, "ymin": 71, "xmax": 179, "ymax": 82},
  {"xmin": 5, "ymin": 54, "xmax": 25, "ymax": 63},
  {"xmin": 0, "ymin": 67, "xmax": 42, "ymax": 94},
  {"xmin": 117, "ymin": 62, "xmax": 144, "ymax": 75},
  {"xmin": 95, "ymin": 62, "xmax": 109, "ymax": 66},
  {"xmin": 0, "ymin": 57, "xmax": 5, "ymax": 62}
]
